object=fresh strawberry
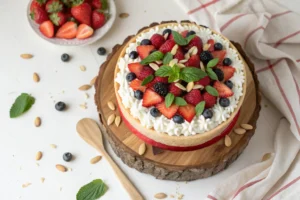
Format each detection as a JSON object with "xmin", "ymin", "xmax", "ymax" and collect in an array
[
  {"xmin": 76, "ymin": 24, "xmax": 94, "ymax": 39},
  {"xmin": 30, "ymin": 7, "xmax": 49, "ymax": 24},
  {"xmin": 49, "ymin": 12, "xmax": 67, "ymax": 26},
  {"xmin": 174, "ymin": 47, "xmax": 184, "ymax": 61},
  {"xmin": 128, "ymin": 62, "xmax": 143, "ymax": 77},
  {"xmin": 146, "ymin": 77, "xmax": 168, "ymax": 88},
  {"xmin": 217, "ymin": 66, "xmax": 235, "ymax": 81},
  {"xmin": 30, "ymin": 0, "xmax": 46, "ymax": 12},
  {"xmin": 203, "ymin": 92, "xmax": 216, "ymax": 108},
  {"xmin": 137, "ymin": 66, "xmax": 154, "ymax": 80},
  {"xmin": 211, "ymin": 50, "xmax": 226, "ymax": 64},
  {"xmin": 150, "ymin": 34, "xmax": 165, "ymax": 49},
  {"xmin": 168, "ymin": 33, "xmax": 174, "ymax": 40},
  {"xmin": 142, "ymin": 89, "xmax": 163, "ymax": 107},
  {"xmin": 195, "ymin": 76, "xmax": 211, "ymax": 86},
  {"xmin": 159, "ymin": 40, "xmax": 176, "ymax": 54},
  {"xmin": 137, "ymin": 45, "xmax": 155, "ymax": 59},
  {"xmin": 39, "ymin": 20, "xmax": 54, "ymax": 38},
  {"xmin": 185, "ymin": 55, "xmax": 200, "ymax": 68},
  {"xmin": 169, "ymin": 83, "xmax": 182, "ymax": 96},
  {"xmin": 92, "ymin": 10, "xmax": 108, "ymax": 30},
  {"xmin": 213, "ymin": 81, "xmax": 233, "ymax": 98},
  {"xmin": 184, "ymin": 89, "xmax": 203, "ymax": 106},
  {"xmin": 91, "ymin": 0, "xmax": 108, "ymax": 9},
  {"xmin": 129, "ymin": 79, "xmax": 146, "ymax": 92},
  {"xmin": 45, "ymin": 0, "xmax": 64, "ymax": 13},
  {"xmin": 56, "ymin": 21, "xmax": 77, "ymax": 39},
  {"xmin": 207, "ymin": 39, "xmax": 215, "ymax": 51},
  {"xmin": 71, "ymin": 2, "xmax": 92, "ymax": 26},
  {"xmin": 156, "ymin": 102, "xmax": 179, "ymax": 119},
  {"xmin": 178, "ymin": 104, "xmax": 196, "ymax": 122},
  {"xmin": 181, "ymin": 30, "xmax": 189, "ymax": 38},
  {"xmin": 186, "ymin": 36, "xmax": 203, "ymax": 53}
]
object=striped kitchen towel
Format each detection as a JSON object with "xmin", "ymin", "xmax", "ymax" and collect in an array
[{"xmin": 175, "ymin": 0, "xmax": 300, "ymax": 199}]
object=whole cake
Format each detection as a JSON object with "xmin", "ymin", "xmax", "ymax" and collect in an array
[{"xmin": 114, "ymin": 22, "xmax": 247, "ymax": 151}]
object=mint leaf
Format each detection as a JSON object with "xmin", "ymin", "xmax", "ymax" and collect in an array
[
  {"xmin": 205, "ymin": 85, "xmax": 219, "ymax": 96},
  {"xmin": 76, "ymin": 179, "xmax": 107, "ymax": 200},
  {"xmin": 163, "ymin": 52, "xmax": 173, "ymax": 65},
  {"xmin": 186, "ymin": 34, "xmax": 195, "ymax": 43},
  {"xmin": 168, "ymin": 64, "xmax": 180, "ymax": 83},
  {"xmin": 155, "ymin": 65, "xmax": 173, "ymax": 77},
  {"xmin": 140, "ymin": 51, "xmax": 164, "ymax": 65},
  {"xmin": 141, "ymin": 75, "xmax": 154, "ymax": 86},
  {"xmin": 180, "ymin": 67, "xmax": 207, "ymax": 82},
  {"xmin": 175, "ymin": 97, "xmax": 187, "ymax": 106},
  {"xmin": 172, "ymin": 31, "xmax": 187, "ymax": 46},
  {"xmin": 195, "ymin": 101, "xmax": 205, "ymax": 116},
  {"xmin": 207, "ymin": 58, "xmax": 219, "ymax": 68},
  {"xmin": 165, "ymin": 93, "xmax": 175, "ymax": 108},
  {"xmin": 10, "ymin": 93, "xmax": 35, "ymax": 118},
  {"xmin": 206, "ymin": 67, "xmax": 218, "ymax": 80}
]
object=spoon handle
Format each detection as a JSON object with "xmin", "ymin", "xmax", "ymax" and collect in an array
[{"xmin": 101, "ymin": 150, "xmax": 144, "ymax": 200}]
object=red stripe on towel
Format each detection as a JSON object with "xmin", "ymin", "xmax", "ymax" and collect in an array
[
  {"xmin": 220, "ymin": 14, "xmax": 247, "ymax": 32},
  {"xmin": 232, "ymin": 178, "xmax": 265, "ymax": 199},
  {"xmin": 256, "ymin": 58, "xmax": 284, "ymax": 73},
  {"xmin": 207, "ymin": 195, "xmax": 218, "ymax": 200},
  {"xmin": 187, "ymin": 0, "xmax": 219, "ymax": 15},
  {"xmin": 266, "ymin": 176, "xmax": 300, "ymax": 200},
  {"xmin": 274, "ymin": 30, "xmax": 300, "ymax": 48},
  {"xmin": 244, "ymin": 26, "xmax": 265, "ymax": 47},
  {"xmin": 271, "ymin": 10, "xmax": 292, "ymax": 19}
]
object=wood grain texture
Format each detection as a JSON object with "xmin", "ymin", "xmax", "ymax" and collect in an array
[{"xmin": 94, "ymin": 21, "xmax": 261, "ymax": 181}]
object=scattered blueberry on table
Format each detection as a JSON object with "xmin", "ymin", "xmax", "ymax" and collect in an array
[
  {"xmin": 63, "ymin": 152, "xmax": 73, "ymax": 162},
  {"xmin": 97, "ymin": 47, "xmax": 107, "ymax": 55},
  {"xmin": 55, "ymin": 101, "xmax": 66, "ymax": 111},
  {"xmin": 61, "ymin": 53, "xmax": 70, "ymax": 62}
]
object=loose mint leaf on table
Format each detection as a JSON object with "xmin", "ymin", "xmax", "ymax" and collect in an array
[
  {"xmin": 165, "ymin": 93, "xmax": 175, "ymax": 108},
  {"xmin": 205, "ymin": 85, "xmax": 219, "ymax": 96},
  {"xmin": 206, "ymin": 67, "xmax": 218, "ymax": 80},
  {"xmin": 141, "ymin": 75, "xmax": 154, "ymax": 86},
  {"xmin": 76, "ymin": 179, "xmax": 107, "ymax": 200},
  {"xmin": 207, "ymin": 58, "xmax": 219, "ymax": 68},
  {"xmin": 140, "ymin": 51, "xmax": 164, "ymax": 65},
  {"xmin": 180, "ymin": 67, "xmax": 207, "ymax": 82},
  {"xmin": 172, "ymin": 31, "xmax": 195, "ymax": 46},
  {"xmin": 195, "ymin": 101, "xmax": 206, "ymax": 116},
  {"xmin": 175, "ymin": 97, "xmax": 187, "ymax": 106},
  {"xmin": 162, "ymin": 52, "xmax": 173, "ymax": 65},
  {"xmin": 10, "ymin": 93, "xmax": 35, "ymax": 118},
  {"xmin": 155, "ymin": 65, "xmax": 173, "ymax": 77}
]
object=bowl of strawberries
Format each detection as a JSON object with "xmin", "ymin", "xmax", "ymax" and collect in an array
[{"xmin": 27, "ymin": 0, "xmax": 116, "ymax": 46}]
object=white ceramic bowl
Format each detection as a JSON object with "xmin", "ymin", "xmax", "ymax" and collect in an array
[{"xmin": 27, "ymin": 0, "xmax": 116, "ymax": 46}]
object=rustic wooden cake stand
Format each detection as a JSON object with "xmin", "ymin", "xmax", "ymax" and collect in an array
[{"xmin": 95, "ymin": 21, "xmax": 261, "ymax": 181}]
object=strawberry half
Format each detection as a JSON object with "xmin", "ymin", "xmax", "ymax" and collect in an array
[
  {"xmin": 207, "ymin": 39, "xmax": 215, "ymax": 51},
  {"xmin": 185, "ymin": 54, "xmax": 200, "ymax": 68},
  {"xmin": 39, "ymin": 20, "xmax": 54, "ymax": 38},
  {"xmin": 195, "ymin": 76, "xmax": 211, "ymax": 86},
  {"xmin": 137, "ymin": 45, "xmax": 155, "ymax": 59},
  {"xmin": 156, "ymin": 102, "xmax": 179, "ymax": 119},
  {"xmin": 137, "ymin": 66, "xmax": 154, "ymax": 80},
  {"xmin": 178, "ymin": 104, "xmax": 196, "ymax": 122},
  {"xmin": 211, "ymin": 50, "xmax": 226, "ymax": 64},
  {"xmin": 213, "ymin": 81, "xmax": 233, "ymax": 98},
  {"xmin": 150, "ymin": 34, "xmax": 165, "ymax": 49},
  {"xmin": 184, "ymin": 89, "xmax": 203, "ymax": 106},
  {"xmin": 186, "ymin": 36, "xmax": 203, "ymax": 54},
  {"xmin": 203, "ymin": 92, "xmax": 216, "ymax": 108},
  {"xmin": 129, "ymin": 79, "xmax": 146, "ymax": 92},
  {"xmin": 217, "ymin": 66, "xmax": 235, "ymax": 81},
  {"xmin": 128, "ymin": 62, "xmax": 143, "ymax": 77},
  {"xmin": 76, "ymin": 24, "xmax": 94, "ymax": 39},
  {"xmin": 146, "ymin": 77, "xmax": 168, "ymax": 88},
  {"xmin": 174, "ymin": 47, "xmax": 184, "ymax": 61},
  {"xmin": 142, "ymin": 89, "xmax": 163, "ymax": 107},
  {"xmin": 56, "ymin": 21, "xmax": 77, "ymax": 39},
  {"xmin": 159, "ymin": 40, "xmax": 176, "ymax": 54},
  {"xmin": 169, "ymin": 83, "xmax": 182, "ymax": 96}
]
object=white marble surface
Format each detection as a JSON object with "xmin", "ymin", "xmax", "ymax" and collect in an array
[{"xmin": 0, "ymin": 0, "xmax": 298, "ymax": 199}]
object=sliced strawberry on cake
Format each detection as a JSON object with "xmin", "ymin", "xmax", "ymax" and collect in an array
[
  {"xmin": 128, "ymin": 62, "xmax": 143, "ymax": 77},
  {"xmin": 137, "ymin": 45, "xmax": 155, "ymax": 59},
  {"xmin": 130, "ymin": 79, "xmax": 146, "ymax": 92},
  {"xmin": 184, "ymin": 89, "xmax": 203, "ymax": 106},
  {"xmin": 169, "ymin": 83, "xmax": 182, "ymax": 96},
  {"xmin": 150, "ymin": 34, "xmax": 165, "ymax": 49},
  {"xmin": 207, "ymin": 39, "xmax": 215, "ymax": 51},
  {"xmin": 174, "ymin": 47, "xmax": 185, "ymax": 61},
  {"xmin": 195, "ymin": 76, "xmax": 211, "ymax": 86},
  {"xmin": 203, "ymin": 92, "xmax": 217, "ymax": 108},
  {"xmin": 159, "ymin": 40, "xmax": 176, "ymax": 54},
  {"xmin": 142, "ymin": 89, "xmax": 163, "ymax": 107},
  {"xmin": 186, "ymin": 55, "xmax": 200, "ymax": 68},
  {"xmin": 211, "ymin": 50, "xmax": 226, "ymax": 65},
  {"xmin": 186, "ymin": 36, "xmax": 203, "ymax": 53},
  {"xmin": 217, "ymin": 66, "xmax": 235, "ymax": 81},
  {"xmin": 156, "ymin": 102, "xmax": 179, "ymax": 119},
  {"xmin": 213, "ymin": 81, "xmax": 233, "ymax": 98},
  {"xmin": 146, "ymin": 77, "xmax": 168, "ymax": 89},
  {"xmin": 137, "ymin": 66, "xmax": 154, "ymax": 80},
  {"xmin": 178, "ymin": 104, "xmax": 196, "ymax": 122}
]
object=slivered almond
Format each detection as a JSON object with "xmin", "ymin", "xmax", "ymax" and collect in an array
[
  {"xmin": 170, "ymin": 44, "xmax": 179, "ymax": 55},
  {"xmin": 56, "ymin": 164, "xmax": 67, "ymax": 172},
  {"xmin": 179, "ymin": 59, "xmax": 188, "ymax": 63},
  {"xmin": 78, "ymin": 84, "xmax": 91, "ymax": 91},
  {"xmin": 203, "ymin": 43, "xmax": 211, "ymax": 51},
  {"xmin": 191, "ymin": 47, "xmax": 198, "ymax": 55},
  {"xmin": 169, "ymin": 58, "xmax": 178, "ymax": 67},
  {"xmin": 149, "ymin": 63, "xmax": 159, "ymax": 71},
  {"xmin": 225, "ymin": 135, "xmax": 232, "ymax": 147},
  {"xmin": 155, "ymin": 60, "xmax": 162, "ymax": 64},
  {"xmin": 34, "ymin": 117, "xmax": 41, "ymax": 127},
  {"xmin": 261, "ymin": 153, "xmax": 272, "ymax": 162},
  {"xmin": 176, "ymin": 63, "xmax": 185, "ymax": 68},
  {"xmin": 107, "ymin": 101, "xmax": 115, "ymax": 110},
  {"xmin": 138, "ymin": 143, "xmax": 146, "ymax": 155},
  {"xmin": 79, "ymin": 104, "xmax": 87, "ymax": 109},
  {"xmin": 80, "ymin": 65, "xmax": 86, "ymax": 71},
  {"xmin": 154, "ymin": 193, "xmax": 167, "ymax": 199},
  {"xmin": 184, "ymin": 52, "xmax": 190, "ymax": 59},
  {"xmin": 35, "ymin": 151, "xmax": 42, "ymax": 161},
  {"xmin": 188, "ymin": 46, "xmax": 196, "ymax": 55},
  {"xmin": 241, "ymin": 124, "xmax": 253, "ymax": 130},
  {"xmin": 115, "ymin": 116, "xmax": 121, "ymax": 127},
  {"xmin": 107, "ymin": 114, "xmax": 115, "ymax": 125},
  {"xmin": 200, "ymin": 61, "xmax": 205, "ymax": 71},
  {"xmin": 163, "ymin": 33, "xmax": 169, "ymax": 40},
  {"xmin": 22, "ymin": 182, "xmax": 32, "ymax": 188},
  {"xmin": 33, "ymin": 73, "xmax": 40, "ymax": 82},
  {"xmin": 186, "ymin": 82, "xmax": 194, "ymax": 92},
  {"xmin": 193, "ymin": 84, "xmax": 204, "ymax": 90},
  {"xmin": 90, "ymin": 76, "xmax": 97, "ymax": 85},
  {"xmin": 119, "ymin": 13, "xmax": 129, "ymax": 18},
  {"xmin": 40, "ymin": 177, "xmax": 45, "ymax": 183},
  {"xmin": 21, "ymin": 54, "xmax": 33, "ymax": 59},
  {"xmin": 50, "ymin": 144, "xmax": 57, "ymax": 149},
  {"xmin": 90, "ymin": 155, "xmax": 102, "ymax": 164},
  {"xmin": 234, "ymin": 128, "xmax": 246, "ymax": 135},
  {"xmin": 175, "ymin": 83, "xmax": 186, "ymax": 91}
]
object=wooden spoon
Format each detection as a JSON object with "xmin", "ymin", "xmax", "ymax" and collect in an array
[{"xmin": 76, "ymin": 118, "xmax": 144, "ymax": 200}]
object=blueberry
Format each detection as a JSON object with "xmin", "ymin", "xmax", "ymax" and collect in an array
[
  {"xmin": 134, "ymin": 90, "xmax": 143, "ymax": 100},
  {"xmin": 203, "ymin": 109, "xmax": 213, "ymax": 119},
  {"xmin": 150, "ymin": 107, "xmax": 161, "ymax": 117},
  {"xmin": 129, "ymin": 51, "xmax": 138, "ymax": 59},
  {"xmin": 55, "ymin": 101, "xmax": 66, "ymax": 111},
  {"xmin": 173, "ymin": 115, "xmax": 184, "ymax": 124},
  {"xmin": 140, "ymin": 39, "xmax": 152, "ymax": 45},
  {"xmin": 219, "ymin": 98, "xmax": 230, "ymax": 107},
  {"xmin": 61, "ymin": 53, "xmax": 70, "ymax": 62},
  {"xmin": 162, "ymin": 29, "xmax": 172, "ymax": 36},
  {"xmin": 214, "ymin": 42, "xmax": 223, "ymax": 51},
  {"xmin": 149, "ymin": 49, "xmax": 157, "ymax": 54},
  {"xmin": 200, "ymin": 51, "xmax": 213, "ymax": 64},
  {"xmin": 97, "ymin": 47, "xmax": 106, "ymax": 55},
  {"xmin": 224, "ymin": 80, "xmax": 233, "ymax": 89},
  {"xmin": 154, "ymin": 82, "xmax": 168, "ymax": 97},
  {"xmin": 63, "ymin": 152, "xmax": 73, "ymax": 162},
  {"xmin": 186, "ymin": 31, "xmax": 196, "ymax": 37},
  {"xmin": 126, "ymin": 73, "xmax": 136, "ymax": 82},
  {"xmin": 213, "ymin": 68, "xmax": 224, "ymax": 81},
  {"xmin": 223, "ymin": 58, "xmax": 232, "ymax": 66}
]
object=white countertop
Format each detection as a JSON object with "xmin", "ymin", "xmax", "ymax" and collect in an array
[{"xmin": 1, "ymin": 0, "xmax": 298, "ymax": 199}]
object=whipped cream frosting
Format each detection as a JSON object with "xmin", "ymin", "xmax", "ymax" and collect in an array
[{"xmin": 115, "ymin": 24, "xmax": 245, "ymax": 136}]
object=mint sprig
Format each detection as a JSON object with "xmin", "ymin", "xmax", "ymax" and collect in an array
[
  {"xmin": 76, "ymin": 179, "xmax": 107, "ymax": 200},
  {"xmin": 205, "ymin": 85, "xmax": 219, "ymax": 96},
  {"xmin": 175, "ymin": 97, "xmax": 187, "ymax": 106},
  {"xmin": 180, "ymin": 67, "xmax": 207, "ymax": 82},
  {"xmin": 168, "ymin": 65, "xmax": 180, "ymax": 83},
  {"xmin": 206, "ymin": 67, "xmax": 218, "ymax": 80},
  {"xmin": 140, "ymin": 51, "xmax": 164, "ymax": 65},
  {"xmin": 163, "ymin": 52, "xmax": 173, "ymax": 65},
  {"xmin": 207, "ymin": 58, "xmax": 219, "ymax": 68},
  {"xmin": 195, "ymin": 101, "xmax": 205, "ymax": 116},
  {"xmin": 10, "ymin": 93, "xmax": 35, "ymax": 118},
  {"xmin": 141, "ymin": 75, "xmax": 154, "ymax": 86},
  {"xmin": 172, "ymin": 31, "xmax": 195, "ymax": 46},
  {"xmin": 165, "ymin": 93, "xmax": 175, "ymax": 108}
]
